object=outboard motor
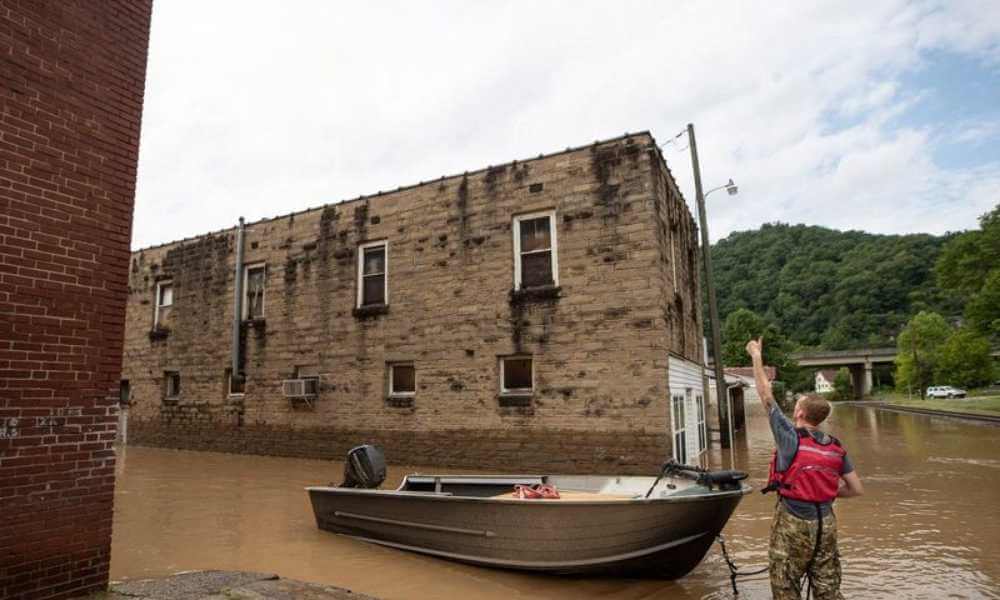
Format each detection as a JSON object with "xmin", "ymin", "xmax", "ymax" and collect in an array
[
  {"xmin": 646, "ymin": 460, "xmax": 749, "ymax": 497},
  {"xmin": 340, "ymin": 444, "xmax": 386, "ymax": 489},
  {"xmin": 696, "ymin": 469, "xmax": 749, "ymax": 491}
]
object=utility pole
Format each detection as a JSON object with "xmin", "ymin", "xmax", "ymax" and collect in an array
[{"xmin": 688, "ymin": 123, "xmax": 731, "ymax": 449}]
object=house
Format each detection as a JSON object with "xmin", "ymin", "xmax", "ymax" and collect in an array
[
  {"xmin": 120, "ymin": 132, "xmax": 708, "ymax": 473},
  {"xmin": 724, "ymin": 366, "xmax": 776, "ymax": 408},
  {"xmin": 706, "ymin": 371, "xmax": 749, "ymax": 433},
  {"xmin": 815, "ymin": 369, "xmax": 839, "ymax": 394}
]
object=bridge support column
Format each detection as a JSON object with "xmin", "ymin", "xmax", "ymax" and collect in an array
[
  {"xmin": 863, "ymin": 360, "xmax": 873, "ymax": 397},
  {"xmin": 849, "ymin": 365, "xmax": 864, "ymax": 400}
]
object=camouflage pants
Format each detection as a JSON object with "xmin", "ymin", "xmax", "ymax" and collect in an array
[{"xmin": 769, "ymin": 501, "xmax": 843, "ymax": 600}]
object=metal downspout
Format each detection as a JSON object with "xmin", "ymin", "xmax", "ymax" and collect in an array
[{"xmin": 231, "ymin": 217, "xmax": 246, "ymax": 381}]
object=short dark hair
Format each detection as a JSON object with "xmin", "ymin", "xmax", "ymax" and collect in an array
[{"xmin": 797, "ymin": 394, "xmax": 831, "ymax": 426}]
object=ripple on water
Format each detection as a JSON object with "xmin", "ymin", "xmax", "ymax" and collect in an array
[{"xmin": 927, "ymin": 456, "xmax": 1000, "ymax": 469}]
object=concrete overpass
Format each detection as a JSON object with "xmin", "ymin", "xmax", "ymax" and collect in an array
[
  {"xmin": 791, "ymin": 347, "xmax": 897, "ymax": 398},
  {"xmin": 790, "ymin": 346, "xmax": 1000, "ymax": 399}
]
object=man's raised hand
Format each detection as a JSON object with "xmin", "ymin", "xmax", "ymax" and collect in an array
[
  {"xmin": 745, "ymin": 337, "xmax": 763, "ymax": 360},
  {"xmin": 746, "ymin": 337, "xmax": 773, "ymax": 406}
]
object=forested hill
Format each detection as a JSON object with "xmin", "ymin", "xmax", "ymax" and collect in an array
[{"xmin": 711, "ymin": 223, "xmax": 963, "ymax": 350}]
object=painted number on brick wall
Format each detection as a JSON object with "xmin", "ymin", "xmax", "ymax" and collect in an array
[{"xmin": 0, "ymin": 418, "xmax": 19, "ymax": 439}]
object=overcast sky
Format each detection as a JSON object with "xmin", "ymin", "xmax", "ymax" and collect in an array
[{"xmin": 132, "ymin": 0, "xmax": 1000, "ymax": 249}]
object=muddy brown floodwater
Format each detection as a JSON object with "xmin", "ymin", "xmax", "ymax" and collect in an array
[{"xmin": 111, "ymin": 405, "xmax": 1000, "ymax": 599}]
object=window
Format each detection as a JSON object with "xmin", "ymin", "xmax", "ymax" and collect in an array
[
  {"xmin": 243, "ymin": 264, "xmax": 266, "ymax": 320},
  {"xmin": 226, "ymin": 368, "xmax": 245, "ymax": 396},
  {"xmin": 500, "ymin": 356, "xmax": 533, "ymax": 395},
  {"xmin": 164, "ymin": 371, "xmax": 180, "ymax": 399},
  {"xmin": 357, "ymin": 241, "xmax": 388, "ymax": 307},
  {"xmin": 696, "ymin": 393, "xmax": 707, "ymax": 454},
  {"xmin": 513, "ymin": 211, "xmax": 558, "ymax": 289},
  {"xmin": 388, "ymin": 363, "xmax": 416, "ymax": 397},
  {"xmin": 154, "ymin": 281, "xmax": 173, "ymax": 327},
  {"xmin": 119, "ymin": 379, "xmax": 130, "ymax": 405},
  {"xmin": 671, "ymin": 393, "xmax": 687, "ymax": 465}
]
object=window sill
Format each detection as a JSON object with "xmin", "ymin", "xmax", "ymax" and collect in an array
[
  {"xmin": 386, "ymin": 396, "xmax": 415, "ymax": 408},
  {"xmin": 148, "ymin": 327, "xmax": 170, "ymax": 342},
  {"xmin": 497, "ymin": 394, "xmax": 533, "ymax": 407},
  {"xmin": 353, "ymin": 303, "xmax": 389, "ymax": 319},
  {"xmin": 509, "ymin": 285, "xmax": 561, "ymax": 304}
]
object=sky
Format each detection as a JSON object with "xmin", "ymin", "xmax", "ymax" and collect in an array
[{"xmin": 132, "ymin": 0, "xmax": 1000, "ymax": 249}]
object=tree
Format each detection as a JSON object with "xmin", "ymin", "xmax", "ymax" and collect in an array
[
  {"xmin": 719, "ymin": 308, "xmax": 812, "ymax": 393},
  {"xmin": 895, "ymin": 311, "xmax": 952, "ymax": 396},
  {"xmin": 720, "ymin": 308, "xmax": 790, "ymax": 367},
  {"xmin": 963, "ymin": 269, "xmax": 1000, "ymax": 340},
  {"xmin": 829, "ymin": 368, "xmax": 853, "ymax": 401},
  {"xmin": 936, "ymin": 204, "xmax": 1000, "ymax": 295},
  {"xmin": 935, "ymin": 328, "xmax": 995, "ymax": 388},
  {"xmin": 936, "ymin": 203, "xmax": 1000, "ymax": 341}
]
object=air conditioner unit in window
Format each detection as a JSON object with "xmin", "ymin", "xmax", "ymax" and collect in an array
[{"xmin": 282, "ymin": 378, "xmax": 318, "ymax": 398}]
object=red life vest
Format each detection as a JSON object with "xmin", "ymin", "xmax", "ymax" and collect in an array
[{"xmin": 766, "ymin": 428, "xmax": 846, "ymax": 503}]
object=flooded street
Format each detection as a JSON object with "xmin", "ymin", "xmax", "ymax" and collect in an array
[{"xmin": 111, "ymin": 405, "xmax": 1000, "ymax": 599}]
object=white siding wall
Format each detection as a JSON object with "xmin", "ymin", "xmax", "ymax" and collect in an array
[{"xmin": 668, "ymin": 355, "xmax": 705, "ymax": 465}]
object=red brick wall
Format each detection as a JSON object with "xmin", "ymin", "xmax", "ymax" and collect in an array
[{"xmin": 0, "ymin": 2, "xmax": 152, "ymax": 598}]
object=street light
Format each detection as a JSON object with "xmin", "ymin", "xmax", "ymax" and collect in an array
[{"xmin": 705, "ymin": 179, "xmax": 738, "ymax": 198}]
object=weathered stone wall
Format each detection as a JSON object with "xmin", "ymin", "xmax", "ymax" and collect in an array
[
  {"xmin": 125, "ymin": 423, "xmax": 669, "ymax": 474},
  {"xmin": 0, "ymin": 2, "xmax": 153, "ymax": 598},
  {"xmin": 121, "ymin": 132, "xmax": 703, "ymax": 474}
]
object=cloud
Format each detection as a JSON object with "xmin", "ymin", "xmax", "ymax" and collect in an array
[
  {"xmin": 952, "ymin": 121, "xmax": 1000, "ymax": 145},
  {"xmin": 133, "ymin": 0, "xmax": 1000, "ymax": 248}
]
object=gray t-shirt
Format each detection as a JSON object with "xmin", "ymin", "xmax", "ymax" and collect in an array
[{"xmin": 769, "ymin": 404, "xmax": 854, "ymax": 520}]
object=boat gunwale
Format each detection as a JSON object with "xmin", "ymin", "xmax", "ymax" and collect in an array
[{"xmin": 305, "ymin": 483, "xmax": 751, "ymax": 505}]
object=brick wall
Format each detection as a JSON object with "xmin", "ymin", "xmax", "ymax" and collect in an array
[
  {"xmin": 0, "ymin": 2, "xmax": 152, "ymax": 598},
  {"xmin": 122, "ymin": 133, "xmax": 704, "ymax": 474}
]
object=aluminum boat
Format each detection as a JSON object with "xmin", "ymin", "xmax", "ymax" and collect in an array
[{"xmin": 308, "ymin": 454, "xmax": 749, "ymax": 579}]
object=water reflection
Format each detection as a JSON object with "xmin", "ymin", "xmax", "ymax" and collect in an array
[{"xmin": 111, "ymin": 405, "xmax": 1000, "ymax": 599}]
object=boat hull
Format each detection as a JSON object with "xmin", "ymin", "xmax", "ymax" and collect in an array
[{"xmin": 308, "ymin": 484, "xmax": 744, "ymax": 578}]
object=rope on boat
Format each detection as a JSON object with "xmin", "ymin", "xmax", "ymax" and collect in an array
[{"xmin": 715, "ymin": 534, "xmax": 769, "ymax": 596}]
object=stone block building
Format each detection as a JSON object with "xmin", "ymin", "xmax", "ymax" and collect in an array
[{"xmin": 121, "ymin": 132, "xmax": 710, "ymax": 474}]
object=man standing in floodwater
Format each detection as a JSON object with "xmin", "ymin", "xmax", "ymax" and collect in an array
[{"xmin": 746, "ymin": 338, "xmax": 864, "ymax": 600}]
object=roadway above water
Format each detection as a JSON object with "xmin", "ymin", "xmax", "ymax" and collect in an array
[{"xmin": 110, "ymin": 404, "xmax": 1000, "ymax": 599}]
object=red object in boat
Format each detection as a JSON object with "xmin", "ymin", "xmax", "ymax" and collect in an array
[{"xmin": 512, "ymin": 483, "xmax": 561, "ymax": 499}]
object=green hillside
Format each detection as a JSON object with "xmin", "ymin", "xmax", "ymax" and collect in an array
[{"xmin": 710, "ymin": 223, "xmax": 964, "ymax": 350}]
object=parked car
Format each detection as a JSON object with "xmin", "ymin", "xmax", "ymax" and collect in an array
[{"xmin": 926, "ymin": 386, "xmax": 967, "ymax": 399}]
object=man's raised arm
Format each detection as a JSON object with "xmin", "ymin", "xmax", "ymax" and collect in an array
[{"xmin": 745, "ymin": 338, "xmax": 774, "ymax": 411}]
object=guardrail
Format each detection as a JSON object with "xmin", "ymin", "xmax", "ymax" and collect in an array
[{"xmin": 878, "ymin": 404, "xmax": 1000, "ymax": 424}]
